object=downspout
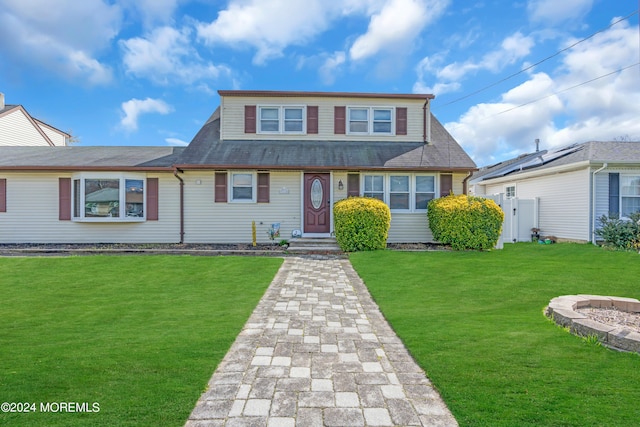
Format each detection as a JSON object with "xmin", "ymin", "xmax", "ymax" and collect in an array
[
  {"xmin": 462, "ymin": 171, "xmax": 473, "ymax": 195},
  {"xmin": 423, "ymin": 98, "xmax": 431, "ymax": 144},
  {"xmin": 591, "ymin": 163, "xmax": 607, "ymax": 245},
  {"xmin": 173, "ymin": 168, "xmax": 185, "ymax": 244}
]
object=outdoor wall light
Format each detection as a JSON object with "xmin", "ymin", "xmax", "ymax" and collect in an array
[{"xmin": 338, "ymin": 179, "xmax": 344, "ymax": 190}]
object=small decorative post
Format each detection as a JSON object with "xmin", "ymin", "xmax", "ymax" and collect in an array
[{"xmin": 252, "ymin": 221, "xmax": 257, "ymax": 247}]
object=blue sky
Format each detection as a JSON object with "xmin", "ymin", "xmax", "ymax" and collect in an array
[{"xmin": 1, "ymin": 0, "xmax": 638, "ymax": 166}]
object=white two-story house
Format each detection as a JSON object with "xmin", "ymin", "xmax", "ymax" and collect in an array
[
  {"xmin": 0, "ymin": 93, "xmax": 70, "ymax": 147},
  {"xmin": 0, "ymin": 90, "xmax": 476, "ymax": 244}
]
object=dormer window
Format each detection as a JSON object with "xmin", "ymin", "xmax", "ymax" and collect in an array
[
  {"xmin": 347, "ymin": 107, "xmax": 394, "ymax": 135},
  {"xmin": 258, "ymin": 106, "xmax": 306, "ymax": 134}
]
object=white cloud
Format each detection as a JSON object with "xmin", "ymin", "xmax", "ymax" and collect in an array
[
  {"xmin": 196, "ymin": 0, "xmax": 335, "ymax": 65},
  {"xmin": 349, "ymin": 0, "xmax": 447, "ymax": 61},
  {"xmin": 121, "ymin": 26, "xmax": 231, "ymax": 85},
  {"xmin": 444, "ymin": 21, "xmax": 640, "ymax": 166},
  {"xmin": 120, "ymin": 98, "xmax": 173, "ymax": 132},
  {"xmin": 119, "ymin": 0, "xmax": 181, "ymax": 27},
  {"xmin": 528, "ymin": 0, "xmax": 593, "ymax": 25},
  {"xmin": 165, "ymin": 137, "xmax": 189, "ymax": 146},
  {"xmin": 438, "ymin": 32, "xmax": 534, "ymax": 81},
  {"xmin": 196, "ymin": 0, "xmax": 448, "ymax": 67},
  {"xmin": 413, "ymin": 32, "xmax": 534, "ymax": 99},
  {"xmin": 319, "ymin": 51, "xmax": 347, "ymax": 85},
  {"xmin": 0, "ymin": 0, "xmax": 120, "ymax": 84}
]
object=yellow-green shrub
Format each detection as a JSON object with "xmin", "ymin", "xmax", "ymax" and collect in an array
[
  {"xmin": 334, "ymin": 197, "xmax": 391, "ymax": 252},
  {"xmin": 427, "ymin": 194, "xmax": 503, "ymax": 250}
]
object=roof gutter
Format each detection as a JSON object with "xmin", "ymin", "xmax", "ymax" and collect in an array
[
  {"xmin": 172, "ymin": 164, "xmax": 476, "ymax": 172},
  {"xmin": 591, "ymin": 163, "xmax": 607, "ymax": 245},
  {"xmin": 173, "ymin": 168, "xmax": 185, "ymax": 244}
]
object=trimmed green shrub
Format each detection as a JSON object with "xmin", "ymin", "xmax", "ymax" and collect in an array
[
  {"xmin": 595, "ymin": 213, "xmax": 640, "ymax": 251},
  {"xmin": 427, "ymin": 194, "xmax": 504, "ymax": 250},
  {"xmin": 334, "ymin": 197, "xmax": 391, "ymax": 252}
]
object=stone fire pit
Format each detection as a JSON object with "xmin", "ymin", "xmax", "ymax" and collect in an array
[{"xmin": 545, "ymin": 295, "xmax": 640, "ymax": 353}]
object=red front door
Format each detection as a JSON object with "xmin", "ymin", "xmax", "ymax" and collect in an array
[{"xmin": 304, "ymin": 173, "xmax": 330, "ymax": 234}]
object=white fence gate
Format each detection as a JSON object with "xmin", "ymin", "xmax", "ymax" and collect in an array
[{"xmin": 488, "ymin": 194, "xmax": 539, "ymax": 244}]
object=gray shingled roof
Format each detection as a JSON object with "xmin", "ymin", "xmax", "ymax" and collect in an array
[
  {"xmin": 178, "ymin": 114, "xmax": 476, "ymax": 171},
  {"xmin": 473, "ymin": 141, "xmax": 640, "ymax": 182},
  {"xmin": 0, "ymin": 146, "xmax": 184, "ymax": 169}
]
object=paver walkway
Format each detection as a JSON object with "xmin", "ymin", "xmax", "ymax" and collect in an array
[{"xmin": 185, "ymin": 257, "xmax": 457, "ymax": 427}]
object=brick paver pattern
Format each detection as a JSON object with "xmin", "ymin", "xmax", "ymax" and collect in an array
[{"xmin": 185, "ymin": 257, "xmax": 457, "ymax": 427}]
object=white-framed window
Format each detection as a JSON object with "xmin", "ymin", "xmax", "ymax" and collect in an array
[
  {"xmin": 230, "ymin": 172, "xmax": 255, "ymax": 202},
  {"xmin": 389, "ymin": 175, "xmax": 410, "ymax": 210},
  {"xmin": 347, "ymin": 107, "xmax": 394, "ymax": 135},
  {"xmin": 363, "ymin": 175, "xmax": 384, "ymax": 201},
  {"xmin": 621, "ymin": 175, "xmax": 640, "ymax": 217},
  {"xmin": 415, "ymin": 175, "xmax": 436, "ymax": 210},
  {"xmin": 258, "ymin": 106, "xmax": 305, "ymax": 134},
  {"xmin": 361, "ymin": 173, "xmax": 437, "ymax": 212},
  {"xmin": 72, "ymin": 173, "xmax": 146, "ymax": 221},
  {"xmin": 505, "ymin": 184, "xmax": 516, "ymax": 199}
]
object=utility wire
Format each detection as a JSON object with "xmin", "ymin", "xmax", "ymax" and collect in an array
[
  {"xmin": 434, "ymin": 9, "xmax": 639, "ymax": 110},
  {"xmin": 484, "ymin": 62, "xmax": 640, "ymax": 120}
]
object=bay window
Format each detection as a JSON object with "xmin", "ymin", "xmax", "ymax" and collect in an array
[{"xmin": 72, "ymin": 173, "xmax": 146, "ymax": 221}]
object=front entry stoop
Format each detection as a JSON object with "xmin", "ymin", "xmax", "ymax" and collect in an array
[{"xmin": 287, "ymin": 237, "xmax": 342, "ymax": 254}]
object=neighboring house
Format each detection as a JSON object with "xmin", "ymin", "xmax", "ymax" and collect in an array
[
  {"xmin": 470, "ymin": 141, "xmax": 640, "ymax": 243},
  {"xmin": 0, "ymin": 90, "xmax": 476, "ymax": 244},
  {"xmin": 0, "ymin": 93, "xmax": 70, "ymax": 146}
]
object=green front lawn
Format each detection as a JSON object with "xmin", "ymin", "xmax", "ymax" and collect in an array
[
  {"xmin": 0, "ymin": 255, "xmax": 282, "ymax": 427},
  {"xmin": 350, "ymin": 244, "xmax": 640, "ymax": 427}
]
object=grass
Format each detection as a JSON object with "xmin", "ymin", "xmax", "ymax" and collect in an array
[
  {"xmin": 0, "ymin": 255, "xmax": 282, "ymax": 427},
  {"xmin": 350, "ymin": 243, "xmax": 640, "ymax": 427}
]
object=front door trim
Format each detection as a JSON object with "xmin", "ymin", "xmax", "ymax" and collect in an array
[{"xmin": 302, "ymin": 172, "xmax": 332, "ymax": 236}]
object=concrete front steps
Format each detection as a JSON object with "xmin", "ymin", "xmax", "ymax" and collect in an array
[{"xmin": 286, "ymin": 237, "xmax": 343, "ymax": 255}]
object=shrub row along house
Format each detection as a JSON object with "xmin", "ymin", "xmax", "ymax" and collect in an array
[{"xmin": 0, "ymin": 90, "xmax": 476, "ymax": 244}]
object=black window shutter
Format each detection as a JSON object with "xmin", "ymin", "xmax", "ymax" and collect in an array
[{"xmin": 609, "ymin": 172, "xmax": 620, "ymax": 216}]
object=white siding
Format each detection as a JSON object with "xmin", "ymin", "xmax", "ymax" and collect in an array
[
  {"xmin": 220, "ymin": 95, "xmax": 427, "ymax": 142},
  {"xmin": 37, "ymin": 122, "xmax": 67, "ymax": 146},
  {"xmin": 0, "ymin": 173, "xmax": 180, "ymax": 243},
  {"xmin": 485, "ymin": 168, "xmax": 591, "ymax": 241},
  {"xmin": 0, "ymin": 109, "xmax": 52, "ymax": 146},
  {"xmin": 183, "ymin": 171, "xmax": 302, "ymax": 243},
  {"xmin": 388, "ymin": 213, "xmax": 433, "ymax": 243},
  {"xmin": 594, "ymin": 171, "xmax": 610, "ymax": 221}
]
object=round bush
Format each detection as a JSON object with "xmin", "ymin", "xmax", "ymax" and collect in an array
[
  {"xmin": 334, "ymin": 197, "xmax": 391, "ymax": 252},
  {"xmin": 427, "ymin": 194, "xmax": 503, "ymax": 250}
]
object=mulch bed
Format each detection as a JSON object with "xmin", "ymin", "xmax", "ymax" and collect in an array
[{"xmin": 0, "ymin": 242, "xmax": 450, "ymax": 253}]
